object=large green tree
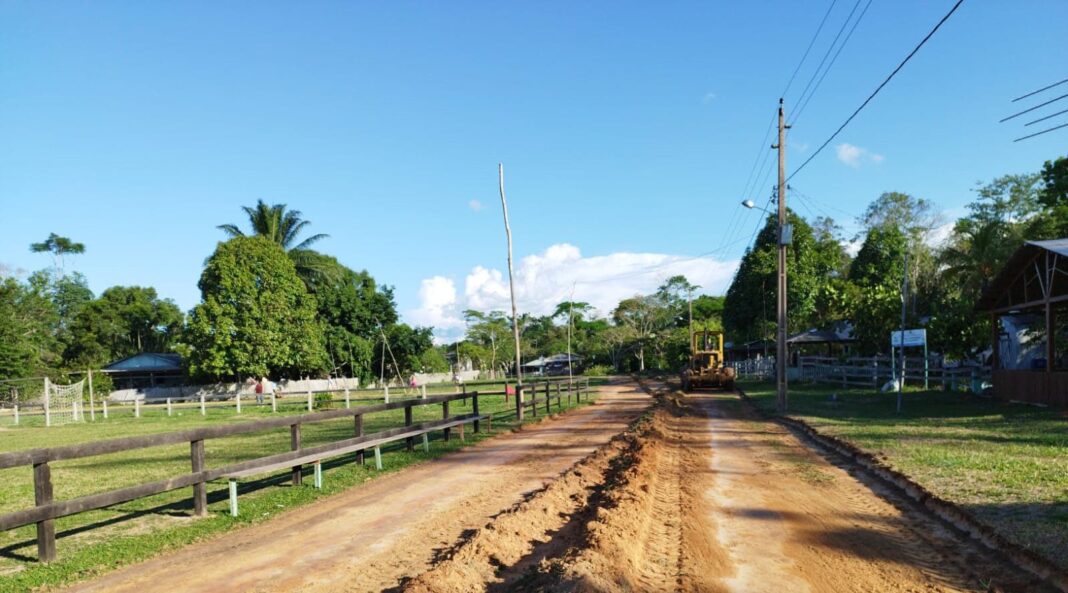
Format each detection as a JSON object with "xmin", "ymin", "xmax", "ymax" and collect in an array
[
  {"xmin": 723, "ymin": 210, "xmax": 839, "ymax": 344},
  {"xmin": 300, "ymin": 251, "xmax": 398, "ymax": 380},
  {"xmin": 185, "ymin": 236, "xmax": 328, "ymax": 380},
  {"xmin": 64, "ymin": 286, "xmax": 183, "ymax": 367},
  {"xmin": 218, "ymin": 200, "xmax": 332, "ymax": 284},
  {"xmin": 0, "ymin": 278, "xmax": 58, "ymax": 380}
]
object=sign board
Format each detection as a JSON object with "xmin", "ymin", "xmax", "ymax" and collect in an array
[{"xmin": 890, "ymin": 329, "xmax": 926, "ymax": 348}]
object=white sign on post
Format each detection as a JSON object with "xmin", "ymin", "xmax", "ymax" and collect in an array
[{"xmin": 891, "ymin": 329, "xmax": 926, "ymax": 348}]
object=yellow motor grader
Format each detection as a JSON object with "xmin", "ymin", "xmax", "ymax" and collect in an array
[{"xmin": 680, "ymin": 330, "xmax": 735, "ymax": 391}]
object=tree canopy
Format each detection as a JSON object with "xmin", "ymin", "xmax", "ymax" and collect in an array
[{"xmin": 185, "ymin": 236, "xmax": 328, "ymax": 380}]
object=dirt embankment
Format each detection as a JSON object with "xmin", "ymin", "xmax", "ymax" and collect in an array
[{"xmin": 403, "ymin": 386, "xmax": 730, "ymax": 593}]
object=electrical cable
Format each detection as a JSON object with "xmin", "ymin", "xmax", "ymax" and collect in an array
[
  {"xmin": 1011, "ymin": 77, "xmax": 1068, "ymax": 103},
  {"xmin": 791, "ymin": 0, "xmax": 874, "ymax": 126},
  {"xmin": 1013, "ymin": 122, "xmax": 1068, "ymax": 142},
  {"xmin": 782, "ymin": 0, "xmax": 841, "ymax": 99},
  {"xmin": 1024, "ymin": 108, "xmax": 1068, "ymax": 127},
  {"xmin": 787, "ymin": 0, "xmax": 966, "ymax": 182},
  {"xmin": 999, "ymin": 92, "xmax": 1068, "ymax": 123},
  {"xmin": 788, "ymin": 0, "xmax": 865, "ymax": 122}
]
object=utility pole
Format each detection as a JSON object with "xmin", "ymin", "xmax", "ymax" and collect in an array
[
  {"xmin": 773, "ymin": 99, "xmax": 790, "ymax": 413},
  {"xmin": 898, "ymin": 248, "xmax": 909, "ymax": 412},
  {"xmin": 499, "ymin": 163, "xmax": 523, "ymax": 385}
]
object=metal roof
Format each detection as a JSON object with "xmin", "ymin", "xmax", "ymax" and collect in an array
[
  {"xmin": 975, "ymin": 239, "xmax": 1068, "ymax": 312},
  {"xmin": 103, "ymin": 353, "xmax": 183, "ymax": 373}
]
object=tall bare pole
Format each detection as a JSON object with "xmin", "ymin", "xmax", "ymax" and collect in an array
[
  {"xmin": 567, "ymin": 283, "xmax": 576, "ymax": 387},
  {"xmin": 774, "ymin": 98, "xmax": 789, "ymax": 413},
  {"xmin": 499, "ymin": 163, "xmax": 523, "ymax": 385}
]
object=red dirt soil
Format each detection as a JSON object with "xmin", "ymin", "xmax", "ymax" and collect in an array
[{"xmin": 62, "ymin": 380, "xmax": 1056, "ymax": 593}]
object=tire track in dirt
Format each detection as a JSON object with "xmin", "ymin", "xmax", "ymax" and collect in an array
[{"xmin": 698, "ymin": 389, "xmax": 1055, "ymax": 593}]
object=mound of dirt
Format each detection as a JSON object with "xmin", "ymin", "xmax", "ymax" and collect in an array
[{"xmin": 403, "ymin": 389, "xmax": 729, "ymax": 593}]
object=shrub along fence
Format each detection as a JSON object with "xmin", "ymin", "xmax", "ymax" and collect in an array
[{"xmin": 0, "ymin": 377, "xmax": 591, "ymax": 562}]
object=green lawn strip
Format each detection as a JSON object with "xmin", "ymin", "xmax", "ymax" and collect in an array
[
  {"xmin": 737, "ymin": 379, "xmax": 1068, "ymax": 570},
  {"xmin": 0, "ymin": 388, "xmax": 601, "ymax": 592}
]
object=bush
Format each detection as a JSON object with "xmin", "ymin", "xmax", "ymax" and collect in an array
[{"xmin": 585, "ymin": 364, "xmax": 614, "ymax": 377}]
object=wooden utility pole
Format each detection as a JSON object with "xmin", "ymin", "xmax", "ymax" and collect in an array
[
  {"xmin": 898, "ymin": 248, "xmax": 909, "ymax": 412},
  {"xmin": 567, "ymin": 283, "xmax": 576, "ymax": 388},
  {"xmin": 774, "ymin": 98, "xmax": 789, "ymax": 414},
  {"xmin": 499, "ymin": 164, "xmax": 523, "ymax": 386}
]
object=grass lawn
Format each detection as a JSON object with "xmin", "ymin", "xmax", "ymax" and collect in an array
[
  {"xmin": 0, "ymin": 379, "xmax": 602, "ymax": 592},
  {"xmin": 738, "ymin": 379, "xmax": 1068, "ymax": 571}
]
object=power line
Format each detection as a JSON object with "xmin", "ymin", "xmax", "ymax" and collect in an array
[
  {"xmin": 789, "ymin": 0, "xmax": 865, "ymax": 122},
  {"xmin": 788, "ymin": 0, "xmax": 966, "ymax": 182},
  {"xmin": 782, "ymin": 0, "xmax": 840, "ymax": 99},
  {"xmin": 739, "ymin": 1, "xmax": 842, "ymax": 204},
  {"xmin": 1011, "ymin": 77, "xmax": 1068, "ymax": 103},
  {"xmin": 999, "ymin": 92, "xmax": 1068, "ymax": 123},
  {"xmin": 1014, "ymin": 122, "xmax": 1068, "ymax": 143},
  {"xmin": 1025, "ymin": 108, "xmax": 1068, "ymax": 127},
  {"xmin": 791, "ymin": 0, "xmax": 874, "ymax": 126}
]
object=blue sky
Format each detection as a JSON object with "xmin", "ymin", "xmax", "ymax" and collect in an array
[{"xmin": 2, "ymin": 1, "xmax": 1066, "ymax": 340}]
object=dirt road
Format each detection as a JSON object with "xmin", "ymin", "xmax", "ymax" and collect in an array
[
  {"xmin": 64, "ymin": 381, "xmax": 653, "ymax": 593},
  {"xmin": 65, "ymin": 381, "xmax": 1054, "ymax": 593},
  {"xmin": 404, "ymin": 385, "xmax": 1054, "ymax": 593}
]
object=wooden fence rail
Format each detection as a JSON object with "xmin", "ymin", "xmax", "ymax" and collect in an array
[
  {"xmin": 0, "ymin": 377, "xmax": 594, "ymax": 563},
  {"xmin": 0, "ymin": 376, "xmax": 587, "ymax": 425},
  {"xmin": 513, "ymin": 378, "xmax": 591, "ymax": 421},
  {"xmin": 798, "ymin": 356, "xmax": 991, "ymax": 391}
]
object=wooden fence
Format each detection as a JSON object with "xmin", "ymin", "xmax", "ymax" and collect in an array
[
  {"xmin": 798, "ymin": 356, "xmax": 990, "ymax": 391},
  {"xmin": 0, "ymin": 377, "xmax": 592, "ymax": 562},
  {"xmin": 0, "ymin": 376, "xmax": 591, "ymax": 426}
]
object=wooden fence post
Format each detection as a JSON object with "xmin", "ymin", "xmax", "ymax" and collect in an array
[
  {"xmin": 167, "ymin": 398, "xmax": 172, "ymax": 417},
  {"xmin": 344, "ymin": 388, "xmax": 350, "ymax": 409},
  {"xmin": 88, "ymin": 370, "xmax": 96, "ymax": 422},
  {"xmin": 355, "ymin": 414, "xmax": 364, "ymax": 465},
  {"xmin": 472, "ymin": 392, "xmax": 480, "ymax": 433},
  {"xmin": 190, "ymin": 439, "xmax": 207, "ymax": 516},
  {"xmin": 306, "ymin": 388, "xmax": 313, "ymax": 412},
  {"xmin": 236, "ymin": 393, "xmax": 241, "ymax": 414},
  {"xmin": 44, "ymin": 377, "xmax": 51, "ymax": 428},
  {"xmin": 442, "ymin": 400, "xmax": 451, "ymax": 442},
  {"xmin": 103, "ymin": 398, "xmax": 108, "ymax": 419},
  {"xmin": 404, "ymin": 404, "xmax": 414, "ymax": 452},
  {"xmin": 271, "ymin": 392, "xmax": 277, "ymax": 413},
  {"xmin": 13, "ymin": 404, "xmax": 19, "ymax": 425},
  {"xmin": 545, "ymin": 383, "xmax": 551, "ymax": 414},
  {"xmin": 135, "ymin": 398, "xmax": 141, "ymax": 418},
  {"xmin": 515, "ymin": 385, "xmax": 524, "ymax": 421},
  {"xmin": 33, "ymin": 462, "xmax": 56, "ymax": 562},
  {"xmin": 290, "ymin": 423, "xmax": 302, "ymax": 486},
  {"xmin": 200, "ymin": 394, "xmax": 206, "ymax": 416}
]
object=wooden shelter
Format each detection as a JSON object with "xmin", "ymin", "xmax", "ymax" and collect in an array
[{"xmin": 975, "ymin": 239, "xmax": 1068, "ymax": 406}]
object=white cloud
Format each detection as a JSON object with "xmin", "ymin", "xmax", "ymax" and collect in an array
[
  {"xmin": 835, "ymin": 143, "xmax": 884, "ymax": 168},
  {"xmin": 0, "ymin": 263, "xmax": 27, "ymax": 279},
  {"xmin": 410, "ymin": 243, "xmax": 740, "ymax": 342},
  {"xmin": 407, "ymin": 276, "xmax": 464, "ymax": 342},
  {"xmin": 468, "ymin": 199, "xmax": 483, "ymax": 212},
  {"xmin": 927, "ymin": 221, "xmax": 955, "ymax": 248},
  {"xmin": 702, "ymin": 91, "xmax": 717, "ymax": 104}
]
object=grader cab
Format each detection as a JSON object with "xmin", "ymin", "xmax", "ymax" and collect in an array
[{"xmin": 681, "ymin": 330, "xmax": 735, "ymax": 391}]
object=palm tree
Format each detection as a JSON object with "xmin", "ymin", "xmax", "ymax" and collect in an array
[{"xmin": 219, "ymin": 200, "xmax": 335, "ymax": 284}]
